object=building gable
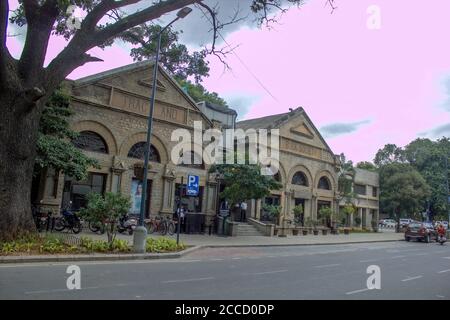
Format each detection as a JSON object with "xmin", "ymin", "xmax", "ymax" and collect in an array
[{"xmin": 70, "ymin": 61, "xmax": 212, "ymax": 129}]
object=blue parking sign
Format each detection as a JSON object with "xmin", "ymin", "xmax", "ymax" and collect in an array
[{"xmin": 187, "ymin": 175, "xmax": 199, "ymax": 196}]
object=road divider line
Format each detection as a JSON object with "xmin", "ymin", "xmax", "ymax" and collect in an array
[
  {"xmin": 162, "ymin": 277, "xmax": 214, "ymax": 284},
  {"xmin": 252, "ymin": 269, "xmax": 288, "ymax": 275},
  {"xmin": 359, "ymin": 259, "xmax": 377, "ymax": 263},
  {"xmin": 314, "ymin": 263, "xmax": 341, "ymax": 268},
  {"xmin": 391, "ymin": 255, "xmax": 406, "ymax": 259},
  {"xmin": 401, "ymin": 275, "xmax": 423, "ymax": 282},
  {"xmin": 345, "ymin": 288, "xmax": 371, "ymax": 295},
  {"xmin": 437, "ymin": 269, "xmax": 450, "ymax": 274}
]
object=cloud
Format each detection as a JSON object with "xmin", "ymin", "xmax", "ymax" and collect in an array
[
  {"xmin": 320, "ymin": 120, "xmax": 371, "ymax": 139},
  {"xmin": 441, "ymin": 77, "xmax": 450, "ymax": 112},
  {"xmin": 419, "ymin": 123, "xmax": 450, "ymax": 139},
  {"xmin": 222, "ymin": 93, "xmax": 261, "ymax": 120}
]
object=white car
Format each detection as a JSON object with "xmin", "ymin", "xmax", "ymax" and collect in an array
[
  {"xmin": 379, "ymin": 219, "xmax": 397, "ymax": 228},
  {"xmin": 399, "ymin": 218, "xmax": 413, "ymax": 228}
]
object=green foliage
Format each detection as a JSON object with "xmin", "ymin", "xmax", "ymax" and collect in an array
[
  {"xmin": 375, "ymin": 138, "xmax": 449, "ymax": 217},
  {"xmin": 146, "ymin": 237, "xmax": 186, "ymax": 253},
  {"xmin": 35, "ymin": 89, "xmax": 98, "ymax": 180},
  {"xmin": 80, "ymin": 237, "xmax": 130, "ymax": 252},
  {"xmin": 374, "ymin": 144, "xmax": 405, "ymax": 167},
  {"xmin": 211, "ymin": 163, "xmax": 282, "ymax": 207},
  {"xmin": 354, "ymin": 216, "xmax": 362, "ymax": 225},
  {"xmin": 123, "ymin": 24, "xmax": 210, "ymax": 83},
  {"xmin": 176, "ymin": 77, "xmax": 228, "ymax": 107},
  {"xmin": 292, "ymin": 204, "xmax": 304, "ymax": 223},
  {"xmin": 356, "ymin": 161, "xmax": 377, "ymax": 172},
  {"xmin": 337, "ymin": 153, "xmax": 356, "ymax": 201},
  {"xmin": 80, "ymin": 192, "xmax": 131, "ymax": 244},
  {"xmin": 318, "ymin": 206, "xmax": 332, "ymax": 219},
  {"xmin": 379, "ymin": 163, "xmax": 431, "ymax": 219},
  {"xmin": 262, "ymin": 204, "xmax": 282, "ymax": 220}
]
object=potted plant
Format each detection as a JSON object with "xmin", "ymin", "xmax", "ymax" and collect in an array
[
  {"xmin": 318, "ymin": 206, "xmax": 332, "ymax": 234},
  {"xmin": 344, "ymin": 227, "xmax": 350, "ymax": 235},
  {"xmin": 354, "ymin": 216, "xmax": 362, "ymax": 227},
  {"xmin": 342, "ymin": 204, "xmax": 356, "ymax": 227},
  {"xmin": 312, "ymin": 220, "xmax": 319, "ymax": 235},
  {"xmin": 292, "ymin": 204, "xmax": 303, "ymax": 236},
  {"xmin": 304, "ymin": 217, "xmax": 313, "ymax": 235}
]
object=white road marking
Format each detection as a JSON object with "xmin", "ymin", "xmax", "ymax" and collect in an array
[
  {"xmin": 252, "ymin": 269, "xmax": 288, "ymax": 275},
  {"xmin": 231, "ymin": 257, "xmax": 241, "ymax": 260},
  {"xmin": 443, "ymin": 257, "xmax": 450, "ymax": 259},
  {"xmin": 359, "ymin": 259, "xmax": 377, "ymax": 263},
  {"xmin": 25, "ymin": 286, "xmax": 99, "ymax": 295},
  {"xmin": 437, "ymin": 269, "xmax": 450, "ymax": 274},
  {"xmin": 401, "ymin": 276, "xmax": 423, "ymax": 282},
  {"xmin": 314, "ymin": 263, "xmax": 341, "ymax": 268},
  {"xmin": 414, "ymin": 253, "xmax": 428, "ymax": 256},
  {"xmin": 162, "ymin": 277, "xmax": 214, "ymax": 284},
  {"xmin": 391, "ymin": 255, "xmax": 406, "ymax": 259},
  {"xmin": 210, "ymin": 258, "xmax": 224, "ymax": 261},
  {"xmin": 436, "ymin": 295, "xmax": 445, "ymax": 298},
  {"xmin": 345, "ymin": 288, "xmax": 371, "ymax": 295}
]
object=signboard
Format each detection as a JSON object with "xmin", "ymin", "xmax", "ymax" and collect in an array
[{"xmin": 186, "ymin": 175, "xmax": 199, "ymax": 197}]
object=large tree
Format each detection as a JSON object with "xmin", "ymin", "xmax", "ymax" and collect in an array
[
  {"xmin": 379, "ymin": 163, "xmax": 431, "ymax": 229},
  {"xmin": 0, "ymin": 0, "xmax": 336, "ymax": 240}
]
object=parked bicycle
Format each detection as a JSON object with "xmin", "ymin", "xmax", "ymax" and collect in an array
[
  {"xmin": 145, "ymin": 215, "xmax": 176, "ymax": 235},
  {"xmin": 54, "ymin": 203, "xmax": 82, "ymax": 234}
]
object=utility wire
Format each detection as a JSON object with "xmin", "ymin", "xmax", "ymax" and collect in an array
[{"xmin": 195, "ymin": 3, "xmax": 279, "ymax": 102}]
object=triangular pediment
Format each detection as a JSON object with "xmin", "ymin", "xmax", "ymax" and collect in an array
[
  {"xmin": 137, "ymin": 77, "xmax": 166, "ymax": 91},
  {"xmin": 290, "ymin": 122, "xmax": 315, "ymax": 139}
]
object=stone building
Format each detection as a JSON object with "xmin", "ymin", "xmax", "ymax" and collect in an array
[
  {"xmin": 34, "ymin": 60, "xmax": 379, "ymax": 235},
  {"xmin": 236, "ymin": 108, "xmax": 380, "ymax": 233},
  {"xmin": 35, "ymin": 61, "xmax": 230, "ymax": 228}
]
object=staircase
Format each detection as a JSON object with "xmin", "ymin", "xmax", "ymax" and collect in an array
[{"xmin": 235, "ymin": 223, "xmax": 264, "ymax": 236}]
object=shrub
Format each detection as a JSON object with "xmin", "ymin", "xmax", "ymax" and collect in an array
[{"xmin": 146, "ymin": 237, "xmax": 186, "ymax": 253}]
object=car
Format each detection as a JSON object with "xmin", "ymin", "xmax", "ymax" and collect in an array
[
  {"xmin": 399, "ymin": 218, "xmax": 413, "ymax": 228},
  {"xmin": 379, "ymin": 219, "xmax": 397, "ymax": 228},
  {"xmin": 434, "ymin": 221, "xmax": 449, "ymax": 229},
  {"xmin": 404, "ymin": 222, "xmax": 437, "ymax": 243}
]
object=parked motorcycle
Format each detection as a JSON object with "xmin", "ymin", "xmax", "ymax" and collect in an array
[
  {"xmin": 117, "ymin": 214, "xmax": 137, "ymax": 235},
  {"xmin": 32, "ymin": 204, "xmax": 53, "ymax": 232},
  {"xmin": 54, "ymin": 204, "xmax": 82, "ymax": 234},
  {"xmin": 438, "ymin": 234, "xmax": 447, "ymax": 245}
]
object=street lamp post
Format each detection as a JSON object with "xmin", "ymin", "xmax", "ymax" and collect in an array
[{"xmin": 133, "ymin": 7, "xmax": 193, "ymax": 253}]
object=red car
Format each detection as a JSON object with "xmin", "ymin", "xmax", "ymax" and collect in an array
[{"xmin": 404, "ymin": 222, "xmax": 437, "ymax": 243}]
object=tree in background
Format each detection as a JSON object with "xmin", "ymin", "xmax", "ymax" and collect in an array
[
  {"xmin": 35, "ymin": 88, "xmax": 98, "ymax": 181},
  {"xmin": 374, "ymin": 144, "xmax": 405, "ymax": 167},
  {"xmin": 356, "ymin": 161, "xmax": 377, "ymax": 172},
  {"xmin": 379, "ymin": 163, "xmax": 431, "ymax": 231},
  {"xmin": 176, "ymin": 77, "xmax": 228, "ymax": 107}
]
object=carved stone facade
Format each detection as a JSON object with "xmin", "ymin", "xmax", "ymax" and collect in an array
[{"xmin": 36, "ymin": 61, "xmax": 218, "ymax": 225}]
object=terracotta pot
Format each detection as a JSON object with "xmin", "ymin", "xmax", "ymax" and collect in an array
[
  {"xmin": 313, "ymin": 230, "xmax": 319, "ymax": 236},
  {"xmin": 293, "ymin": 229, "xmax": 299, "ymax": 236},
  {"xmin": 322, "ymin": 229, "xmax": 328, "ymax": 235},
  {"xmin": 344, "ymin": 229, "xmax": 350, "ymax": 235},
  {"xmin": 302, "ymin": 230, "xmax": 308, "ymax": 236}
]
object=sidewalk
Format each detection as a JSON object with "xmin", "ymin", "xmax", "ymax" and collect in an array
[{"xmin": 78, "ymin": 229, "xmax": 404, "ymax": 247}]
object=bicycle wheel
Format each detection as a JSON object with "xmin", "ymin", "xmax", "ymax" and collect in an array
[
  {"xmin": 89, "ymin": 221, "xmax": 101, "ymax": 233},
  {"xmin": 168, "ymin": 221, "xmax": 175, "ymax": 236},
  {"xmin": 147, "ymin": 222, "xmax": 155, "ymax": 234},
  {"xmin": 54, "ymin": 217, "xmax": 65, "ymax": 231},
  {"xmin": 159, "ymin": 221, "xmax": 167, "ymax": 235},
  {"xmin": 72, "ymin": 221, "xmax": 82, "ymax": 234}
]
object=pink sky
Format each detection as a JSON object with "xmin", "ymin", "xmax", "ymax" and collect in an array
[{"xmin": 6, "ymin": 0, "xmax": 450, "ymax": 163}]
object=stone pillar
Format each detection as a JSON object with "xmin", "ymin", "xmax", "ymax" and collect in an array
[
  {"xmin": 255, "ymin": 199, "xmax": 262, "ymax": 220},
  {"xmin": 160, "ymin": 166, "xmax": 176, "ymax": 215},
  {"xmin": 205, "ymin": 179, "xmax": 218, "ymax": 226}
]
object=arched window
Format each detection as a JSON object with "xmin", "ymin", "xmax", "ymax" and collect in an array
[
  {"xmin": 318, "ymin": 176, "xmax": 331, "ymax": 190},
  {"xmin": 128, "ymin": 142, "xmax": 161, "ymax": 163},
  {"xmin": 72, "ymin": 131, "xmax": 108, "ymax": 154},
  {"xmin": 178, "ymin": 151, "xmax": 204, "ymax": 169},
  {"xmin": 292, "ymin": 171, "xmax": 308, "ymax": 186}
]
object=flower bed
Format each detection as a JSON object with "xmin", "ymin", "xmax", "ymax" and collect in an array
[{"xmin": 0, "ymin": 234, "xmax": 186, "ymax": 256}]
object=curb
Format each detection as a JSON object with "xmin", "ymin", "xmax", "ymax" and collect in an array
[{"xmin": 0, "ymin": 245, "xmax": 202, "ymax": 264}]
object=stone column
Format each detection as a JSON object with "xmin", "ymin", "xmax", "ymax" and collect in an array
[
  {"xmin": 255, "ymin": 199, "xmax": 262, "ymax": 220},
  {"xmin": 160, "ymin": 166, "xmax": 176, "ymax": 215}
]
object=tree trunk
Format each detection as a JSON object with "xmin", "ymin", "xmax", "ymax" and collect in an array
[{"xmin": 0, "ymin": 92, "xmax": 42, "ymax": 241}]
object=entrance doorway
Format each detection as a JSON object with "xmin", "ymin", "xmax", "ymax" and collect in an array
[
  {"xmin": 294, "ymin": 198, "xmax": 305, "ymax": 226},
  {"xmin": 317, "ymin": 200, "xmax": 332, "ymax": 227}
]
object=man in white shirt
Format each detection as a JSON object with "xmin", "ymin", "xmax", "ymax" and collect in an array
[{"xmin": 240, "ymin": 201, "xmax": 248, "ymax": 222}]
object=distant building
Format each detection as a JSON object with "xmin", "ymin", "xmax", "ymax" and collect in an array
[{"xmin": 196, "ymin": 101, "xmax": 237, "ymax": 129}]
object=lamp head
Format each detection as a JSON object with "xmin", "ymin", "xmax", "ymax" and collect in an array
[{"xmin": 177, "ymin": 7, "xmax": 192, "ymax": 19}]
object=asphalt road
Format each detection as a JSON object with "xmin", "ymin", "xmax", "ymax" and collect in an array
[{"xmin": 1, "ymin": 241, "xmax": 450, "ymax": 300}]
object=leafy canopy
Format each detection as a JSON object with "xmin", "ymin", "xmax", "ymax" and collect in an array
[{"xmin": 35, "ymin": 88, "xmax": 98, "ymax": 180}]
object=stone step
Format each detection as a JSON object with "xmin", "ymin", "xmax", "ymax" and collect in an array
[{"xmin": 235, "ymin": 223, "xmax": 263, "ymax": 236}]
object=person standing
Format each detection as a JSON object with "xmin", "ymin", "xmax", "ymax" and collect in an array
[{"xmin": 240, "ymin": 201, "xmax": 247, "ymax": 222}]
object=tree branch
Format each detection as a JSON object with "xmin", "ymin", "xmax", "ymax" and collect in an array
[
  {"xmin": 45, "ymin": 0, "xmax": 202, "ymax": 89},
  {"xmin": 19, "ymin": 0, "xmax": 59, "ymax": 85}
]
